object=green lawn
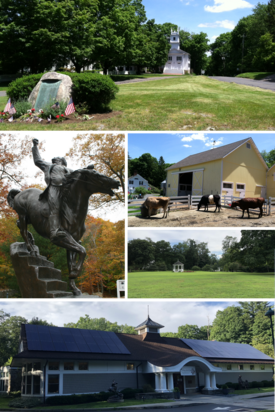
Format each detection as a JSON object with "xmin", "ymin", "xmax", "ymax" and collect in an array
[
  {"xmin": 0, "ymin": 397, "xmax": 15, "ymax": 410},
  {"xmin": 1, "ymin": 76, "xmax": 275, "ymax": 130},
  {"xmin": 236, "ymin": 72, "xmax": 275, "ymax": 80},
  {"xmin": 43, "ymin": 398, "xmax": 172, "ymax": 410},
  {"xmin": 0, "ymin": 94, "xmax": 7, "ymax": 108},
  {"xmin": 233, "ymin": 387, "xmax": 274, "ymax": 395},
  {"xmin": 128, "ymin": 271, "xmax": 274, "ymax": 298}
]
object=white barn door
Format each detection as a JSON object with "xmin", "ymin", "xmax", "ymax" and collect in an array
[{"xmin": 192, "ymin": 171, "xmax": 203, "ymax": 196}]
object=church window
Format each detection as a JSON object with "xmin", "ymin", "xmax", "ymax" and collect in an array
[
  {"xmin": 168, "ymin": 56, "xmax": 172, "ymax": 61},
  {"xmin": 177, "ymin": 57, "xmax": 182, "ymax": 61},
  {"xmin": 173, "ymin": 37, "xmax": 176, "ymax": 40}
]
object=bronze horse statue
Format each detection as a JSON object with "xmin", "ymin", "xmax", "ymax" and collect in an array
[{"xmin": 7, "ymin": 168, "xmax": 120, "ymax": 295}]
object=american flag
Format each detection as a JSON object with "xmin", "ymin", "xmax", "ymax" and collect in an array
[
  {"xmin": 4, "ymin": 98, "xmax": 16, "ymax": 114},
  {"xmin": 65, "ymin": 97, "xmax": 75, "ymax": 116}
]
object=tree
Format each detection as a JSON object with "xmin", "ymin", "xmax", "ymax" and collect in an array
[
  {"xmin": 210, "ymin": 306, "xmax": 251, "ymax": 343},
  {"xmin": 177, "ymin": 324, "xmax": 208, "ymax": 340},
  {"xmin": 261, "ymin": 148, "xmax": 275, "ymax": 168},
  {"xmin": 252, "ymin": 32, "xmax": 275, "ymax": 72},
  {"xmin": 0, "ymin": 314, "xmax": 27, "ymax": 365},
  {"xmin": 128, "ymin": 238, "xmax": 155, "ymax": 269},
  {"xmin": 180, "ymin": 31, "xmax": 210, "ymax": 74},
  {"xmin": 0, "ymin": 134, "xmax": 41, "ymax": 216},
  {"xmin": 127, "ymin": 150, "xmax": 131, "ymax": 177},
  {"xmin": 64, "ymin": 315, "xmax": 137, "ymax": 334},
  {"xmin": 266, "ymin": 0, "xmax": 275, "ymax": 41},
  {"xmin": 207, "ymin": 32, "xmax": 233, "ymax": 76},
  {"xmin": 67, "ymin": 134, "xmax": 124, "ymax": 210}
]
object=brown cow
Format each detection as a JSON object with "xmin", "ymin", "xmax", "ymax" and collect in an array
[
  {"xmin": 143, "ymin": 197, "xmax": 170, "ymax": 218},
  {"xmin": 231, "ymin": 197, "xmax": 265, "ymax": 218}
]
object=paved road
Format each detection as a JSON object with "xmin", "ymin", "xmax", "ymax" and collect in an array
[
  {"xmin": 127, "ymin": 405, "xmax": 264, "ymax": 412},
  {"xmin": 0, "ymin": 91, "xmax": 6, "ymax": 96},
  {"xmin": 209, "ymin": 76, "xmax": 275, "ymax": 91},
  {"xmin": 115, "ymin": 76, "xmax": 176, "ymax": 85}
]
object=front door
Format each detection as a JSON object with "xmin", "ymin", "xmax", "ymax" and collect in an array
[{"xmin": 173, "ymin": 373, "xmax": 184, "ymax": 394}]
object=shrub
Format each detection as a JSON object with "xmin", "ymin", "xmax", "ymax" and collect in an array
[
  {"xmin": 46, "ymin": 391, "xmax": 110, "ymax": 406},
  {"xmin": 71, "ymin": 72, "xmax": 118, "ymax": 111},
  {"xmin": 13, "ymin": 99, "xmax": 32, "ymax": 118},
  {"xmin": 149, "ymin": 185, "xmax": 161, "ymax": 194},
  {"xmin": 251, "ymin": 381, "xmax": 259, "ymax": 388},
  {"xmin": 143, "ymin": 384, "xmax": 155, "ymax": 393},
  {"xmin": 192, "ymin": 265, "xmax": 200, "ymax": 271},
  {"xmin": 134, "ymin": 186, "xmax": 148, "ymax": 195},
  {"xmin": 120, "ymin": 388, "xmax": 143, "ymax": 399},
  {"xmin": 257, "ymin": 381, "xmax": 265, "ymax": 387},
  {"xmin": 9, "ymin": 391, "xmax": 21, "ymax": 397},
  {"xmin": 202, "ymin": 264, "xmax": 212, "ymax": 271},
  {"xmin": 9, "ymin": 397, "xmax": 42, "ymax": 408},
  {"xmin": 7, "ymin": 74, "xmax": 43, "ymax": 100}
]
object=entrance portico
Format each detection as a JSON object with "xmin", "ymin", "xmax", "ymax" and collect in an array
[{"xmin": 147, "ymin": 357, "xmax": 221, "ymax": 394}]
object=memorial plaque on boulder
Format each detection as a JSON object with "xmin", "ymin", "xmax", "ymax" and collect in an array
[{"xmin": 29, "ymin": 72, "xmax": 73, "ymax": 110}]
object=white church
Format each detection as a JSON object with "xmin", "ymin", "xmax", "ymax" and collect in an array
[{"xmin": 163, "ymin": 28, "xmax": 191, "ymax": 75}]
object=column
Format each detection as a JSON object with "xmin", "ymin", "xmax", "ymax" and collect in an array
[
  {"xmin": 183, "ymin": 376, "xmax": 186, "ymax": 394},
  {"xmin": 159, "ymin": 373, "xmax": 167, "ymax": 391},
  {"xmin": 167, "ymin": 373, "xmax": 174, "ymax": 391},
  {"xmin": 210, "ymin": 373, "xmax": 218, "ymax": 390},
  {"xmin": 204, "ymin": 372, "xmax": 211, "ymax": 390},
  {"xmin": 155, "ymin": 374, "xmax": 160, "ymax": 391}
]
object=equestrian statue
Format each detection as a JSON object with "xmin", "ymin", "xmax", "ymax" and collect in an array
[{"xmin": 7, "ymin": 139, "xmax": 120, "ymax": 296}]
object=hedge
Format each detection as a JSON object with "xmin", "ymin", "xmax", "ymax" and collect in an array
[
  {"xmin": 7, "ymin": 72, "xmax": 119, "ymax": 112},
  {"xmin": 46, "ymin": 391, "xmax": 110, "ymax": 406}
]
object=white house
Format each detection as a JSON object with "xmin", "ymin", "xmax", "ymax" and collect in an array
[
  {"xmin": 163, "ymin": 28, "xmax": 191, "ymax": 75},
  {"xmin": 11, "ymin": 317, "xmax": 274, "ymax": 399},
  {"xmin": 128, "ymin": 172, "xmax": 149, "ymax": 193}
]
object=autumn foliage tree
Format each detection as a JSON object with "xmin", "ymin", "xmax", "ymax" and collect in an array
[
  {"xmin": 67, "ymin": 133, "xmax": 125, "ymax": 210},
  {"xmin": 79, "ymin": 216, "xmax": 124, "ymax": 296}
]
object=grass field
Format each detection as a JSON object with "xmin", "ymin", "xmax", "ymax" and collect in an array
[
  {"xmin": 236, "ymin": 72, "xmax": 275, "ymax": 80},
  {"xmin": 233, "ymin": 387, "xmax": 274, "ymax": 395},
  {"xmin": 1, "ymin": 76, "xmax": 275, "ymax": 130},
  {"xmin": 128, "ymin": 271, "xmax": 274, "ymax": 298},
  {"xmin": 43, "ymin": 399, "xmax": 172, "ymax": 410}
]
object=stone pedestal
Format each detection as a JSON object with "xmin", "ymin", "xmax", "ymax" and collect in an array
[{"xmin": 10, "ymin": 242, "xmax": 73, "ymax": 298}]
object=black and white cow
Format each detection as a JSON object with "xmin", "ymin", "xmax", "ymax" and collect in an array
[{"xmin": 197, "ymin": 194, "xmax": 221, "ymax": 212}]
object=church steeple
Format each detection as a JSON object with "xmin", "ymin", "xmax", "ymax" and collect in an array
[{"xmin": 170, "ymin": 28, "xmax": 180, "ymax": 50}]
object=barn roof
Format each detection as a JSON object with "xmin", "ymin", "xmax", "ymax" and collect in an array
[{"xmin": 166, "ymin": 138, "xmax": 268, "ymax": 171}]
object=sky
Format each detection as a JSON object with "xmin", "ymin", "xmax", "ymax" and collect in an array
[
  {"xmin": 1, "ymin": 300, "xmax": 269, "ymax": 332},
  {"xmin": 7, "ymin": 132, "xmax": 125, "ymax": 222},
  {"xmin": 128, "ymin": 228, "xmax": 242, "ymax": 258},
  {"xmin": 142, "ymin": 0, "xmax": 268, "ymax": 43},
  {"xmin": 128, "ymin": 133, "xmax": 275, "ymax": 164}
]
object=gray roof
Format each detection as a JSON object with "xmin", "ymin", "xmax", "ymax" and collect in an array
[
  {"xmin": 174, "ymin": 261, "xmax": 183, "ymax": 265},
  {"xmin": 166, "ymin": 138, "xmax": 267, "ymax": 171},
  {"xmin": 135, "ymin": 316, "xmax": 164, "ymax": 330}
]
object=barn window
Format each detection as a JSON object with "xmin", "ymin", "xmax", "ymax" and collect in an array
[
  {"xmin": 223, "ymin": 182, "xmax": 233, "ymax": 189},
  {"xmin": 237, "ymin": 184, "xmax": 245, "ymax": 190},
  {"xmin": 246, "ymin": 143, "xmax": 251, "ymax": 149},
  {"xmin": 250, "ymin": 365, "xmax": 255, "ymax": 370},
  {"xmin": 238, "ymin": 365, "xmax": 243, "ymax": 370},
  {"xmin": 177, "ymin": 56, "xmax": 182, "ymax": 61},
  {"xmin": 168, "ymin": 184, "xmax": 170, "ymax": 188}
]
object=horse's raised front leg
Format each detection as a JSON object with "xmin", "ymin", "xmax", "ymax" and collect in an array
[
  {"xmin": 52, "ymin": 231, "xmax": 86, "ymax": 296},
  {"xmin": 17, "ymin": 217, "xmax": 36, "ymax": 255}
]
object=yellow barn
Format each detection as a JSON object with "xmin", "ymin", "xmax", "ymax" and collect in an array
[
  {"xmin": 166, "ymin": 138, "xmax": 269, "ymax": 199},
  {"xmin": 266, "ymin": 164, "xmax": 275, "ymax": 198}
]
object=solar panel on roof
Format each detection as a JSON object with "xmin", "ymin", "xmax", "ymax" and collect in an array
[
  {"xmin": 25, "ymin": 325, "xmax": 131, "ymax": 355},
  {"xmin": 181, "ymin": 339, "xmax": 273, "ymax": 360}
]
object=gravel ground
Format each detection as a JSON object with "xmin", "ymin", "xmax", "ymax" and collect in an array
[{"xmin": 128, "ymin": 207, "xmax": 275, "ymax": 227}]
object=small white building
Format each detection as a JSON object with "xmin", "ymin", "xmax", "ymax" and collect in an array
[
  {"xmin": 128, "ymin": 172, "xmax": 149, "ymax": 193},
  {"xmin": 163, "ymin": 28, "xmax": 191, "ymax": 75},
  {"xmin": 173, "ymin": 261, "xmax": 184, "ymax": 272}
]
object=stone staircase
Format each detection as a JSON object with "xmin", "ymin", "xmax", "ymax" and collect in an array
[{"xmin": 10, "ymin": 242, "xmax": 73, "ymax": 298}]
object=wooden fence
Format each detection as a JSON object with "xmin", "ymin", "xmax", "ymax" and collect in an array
[{"xmin": 128, "ymin": 195, "xmax": 275, "ymax": 217}]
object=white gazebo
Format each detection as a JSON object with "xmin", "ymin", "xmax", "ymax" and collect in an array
[{"xmin": 173, "ymin": 261, "xmax": 184, "ymax": 272}]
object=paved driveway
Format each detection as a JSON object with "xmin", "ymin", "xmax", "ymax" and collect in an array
[
  {"xmin": 209, "ymin": 76, "xmax": 275, "ymax": 91},
  {"xmin": 0, "ymin": 91, "xmax": 6, "ymax": 96}
]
